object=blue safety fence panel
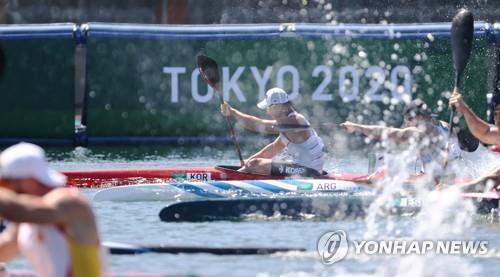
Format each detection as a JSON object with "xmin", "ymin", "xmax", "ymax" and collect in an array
[{"xmin": 0, "ymin": 23, "xmax": 76, "ymax": 146}]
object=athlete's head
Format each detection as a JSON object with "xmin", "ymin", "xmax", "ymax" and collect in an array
[
  {"xmin": 403, "ymin": 99, "xmax": 433, "ymax": 127},
  {"xmin": 257, "ymin": 87, "xmax": 294, "ymax": 118},
  {"xmin": 0, "ymin": 142, "xmax": 66, "ymax": 194}
]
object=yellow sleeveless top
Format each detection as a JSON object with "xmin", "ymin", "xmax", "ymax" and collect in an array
[{"xmin": 68, "ymin": 238, "xmax": 102, "ymax": 277}]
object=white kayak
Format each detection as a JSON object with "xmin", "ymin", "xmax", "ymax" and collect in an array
[{"xmin": 92, "ymin": 179, "xmax": 373, "ymax": 202}]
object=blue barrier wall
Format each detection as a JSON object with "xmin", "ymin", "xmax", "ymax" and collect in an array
[
  {"xmin": 82, "ymin": 22, "xmax": 492, "ymax": 145},
  {"xmin": 0, "ymin": 22, "xmax": 499, "ymax": 146},
  {"xmin": 0, "ymin": 23, "xmax": 76, "ymax": 146}
]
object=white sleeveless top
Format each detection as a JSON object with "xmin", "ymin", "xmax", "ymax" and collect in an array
[
  {"xmin": 279, "ymin": 112, "xmax": 325, "ymax": 172},
  {"xmin": 18, "ymin": 223, "xmax": 70, "ymax": 277}
]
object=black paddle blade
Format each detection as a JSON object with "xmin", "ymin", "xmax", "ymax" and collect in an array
[
  {"xmin": 196, "ymin": 54, "xmax": 220, "ymax": 90},
  {"xmin": 451, "ymin": 9, "xmax": 474, "ymax": 88},
  {"xmin": 456, "ymin": 128, "xmax": 480, "ymax": 152}
]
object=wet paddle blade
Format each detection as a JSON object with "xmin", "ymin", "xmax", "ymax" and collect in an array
[
  {"xmin": 456, "ymin": 128, "xmax": 480, "ymax": 152},
  {"xmin": 443, "ymin": 9, "xmax": 474, "ymax": 175},
  {"xmin": 196, "ymin": 54, "xmax": 220, "ymax": 90},
  {"xmin": 451, "ymin": 9, "xmax": 474, "ymax": 88}
]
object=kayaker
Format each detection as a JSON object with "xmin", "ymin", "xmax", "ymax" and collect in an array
[
  {"xmin": 0, "ymin": 142, "xmax": 105, "ymax": 277},
  {"xmin": 340, "ymin": 99, "xmax": 461, "ymax": 175},
  {"xmin": 220, "ymin": 87, "xmax": 325, "ymax": 176},
  {"xmin": 449, "ymin": 88, "xmax": 500, "ymax": 145},
  {"xmin": 449, "ymin": 88, "xmax": 500, "ymax": 191}
]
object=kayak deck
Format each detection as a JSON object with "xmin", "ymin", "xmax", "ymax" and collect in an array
[
  {"xmin": 63, "ymin": 165, "xmax": 369, "ymax": 187},
  {"xmin": 92, "ymin": 179, "xmax": 374, "ymax": 202}
]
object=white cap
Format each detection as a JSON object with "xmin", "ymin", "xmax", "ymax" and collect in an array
[
  {"xmin": 257, "ymin": 88, "xmax": 290, "ymax": 109},
  {"xmin": 0, "ymin": 142, "xmax": 66, "ymax": 187}
]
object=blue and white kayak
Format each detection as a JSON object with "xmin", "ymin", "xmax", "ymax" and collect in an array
[{"xmin": 92, "ymin": 179, "xmax": 373, "ymax": 202}]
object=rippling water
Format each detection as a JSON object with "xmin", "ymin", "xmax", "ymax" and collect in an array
[{"xmin": 5, "ymin": 145, "xmax": 500, "ymax": 276}]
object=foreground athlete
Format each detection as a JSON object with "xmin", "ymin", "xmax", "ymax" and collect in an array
[
  {"xmin": 449, "ymin": 88, "xmax": 500, "ymax": 191},
  {"xmin": 221, "ymin": 87, "xmax": 325, "ymax": 176},
  {"xmin": 449, "ymin": 88, "xmax": 500, "ymax": 145},
  {"xmin": 0, "ymin": 142, "xmax": 104, "ymax": 277},
  {"xmin": 341, "ymin": 99, "xmax": 461, "ymax": 175}
]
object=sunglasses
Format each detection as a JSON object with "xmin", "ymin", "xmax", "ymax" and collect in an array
[
  {"xmin": 266, "ymin": 104, "xmax": 277, "ymax": 110},
  {"xmin": 494, "ymin": 110, "xmax": 500, "ymax": 116}
]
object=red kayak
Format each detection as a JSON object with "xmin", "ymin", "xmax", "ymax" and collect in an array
[{"xmin": 62, "ymin": 165, "xmax": 370, "ymax": 188}]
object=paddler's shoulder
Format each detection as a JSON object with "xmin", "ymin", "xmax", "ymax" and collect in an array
[
  {"xmin": 44, "ymin": 187, "xmax": 84, "ymax": 198},
  {"xmin": 284, "ymin": 112, "xmax": 308, "ymax": 125},
  {"xmin": 44, "ymin": 188, "xmax": 92, "ymax": 215}
]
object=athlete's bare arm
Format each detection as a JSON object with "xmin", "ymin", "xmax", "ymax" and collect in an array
[
  {"xmin": 461, "ymin": 164, "xmax": 500, "ymax": 192},
  {"xmin": 221, "ymin": 103, "xmax": 278, "ymax": 134},
  {"xmin": 0, "ymin": 225, "xmax": 19, "ymax": 261},
  {"xmin": 0, "ymin": 188, "xmax": 99, "ymax": 244},
  {"xmin": 476, "ymin": 126, "xmax": 500, "ymax": 145},
  {"xmin": 340, "ymin": 121, "xmax": 422, "ymax": 142},
  {"xmin": 450, "ymin": 90, "xmax": 500, "ymax": 145},
  {"xmin": 0, "ymin": 187, "xmax": 69, "ymax": 224}
]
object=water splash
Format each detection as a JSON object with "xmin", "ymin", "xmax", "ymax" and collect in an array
[{"xmin": 360, "ymin": 135, "xmax": 485, "ymax": 276}]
